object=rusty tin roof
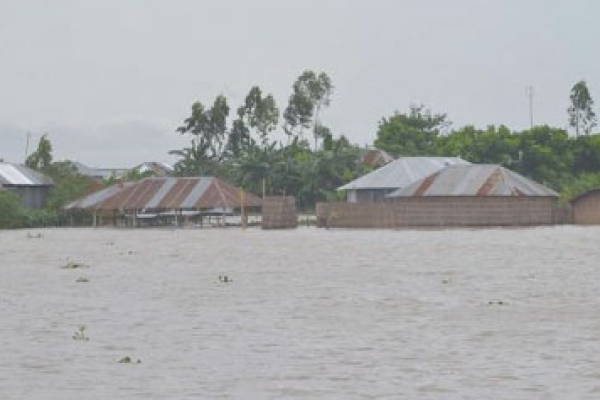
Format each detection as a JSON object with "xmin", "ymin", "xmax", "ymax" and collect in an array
[
  {"xmin": 387, "ymin": 164, "xmax": 558, "ymax": 198},
  {"xmin": 66, "ymin": 177, "xmax": 262, "ymax": 211}
]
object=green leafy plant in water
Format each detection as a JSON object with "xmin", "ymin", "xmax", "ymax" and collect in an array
[
  {"xmin": 61, "ymin": 261, "xmax": 87, "ymax": 269},
  {"xmin": 72, "ymin": 325, "xmax": 89, "ymax": 341},
  {"xmin": 118, "ymin": 356, "xmax": 141, "ymax": 364}
]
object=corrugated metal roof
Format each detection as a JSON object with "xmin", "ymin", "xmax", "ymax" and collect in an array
[
  {"xmin": 65, "ymin": 183, "xmax": 135, "ymax": 209},
  {"xmin": 136, "ymin": 161, "xmax": 174, "ymax": 176},
  {"xmin": 65, "ymin": 177, "xmax": 262, "ymax": 211},
  {"xmin": 338, "ymin": 156, "xmax": 470, "ymax": 190},
  {"xmin": 73, "ymin": 162, "xmax": 128, "ymax": 180},
  {"xmin": 0, "ymin": 162, "xmax": 54, "ymax": 186},
  {"xmin": 387, "ymin": 164, "xmax": 558, "ymax": 198}
]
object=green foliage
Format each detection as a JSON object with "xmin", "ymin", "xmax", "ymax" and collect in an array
[
  {"xmin": 560, "ymin": 173, "xmax": 600, "ymax": 202},
  {"xmin": 171, "ymin": 74, "xmax": 600, "ymax": 210},
  {"xmin": 236, "ymin": 86, "xmax": 279, "ymax": 148},
  {"xmin": 283, "ymin": 70, "xmax": 333, "ymax": 147},
  {"xmin": 172, "ymin": 95, "xmax": 231, "ymax": 175},
  {"xmin": 0, "ymin": 191, "xmax": 25, "ymax": 229},
  {"xmin": 374, "ymin": 105, "xmax": 450, "ymax": 156},
  {"xmin": 0, "ymin": 191, "xmax": 57, "ymax": 228},
  {"xmin": 25, "ymin": 134, "xmax": 53, "ymax": 170},
  {"xmin": 43, "ymin": 161, "xmax": 96, "ymax": 213}
]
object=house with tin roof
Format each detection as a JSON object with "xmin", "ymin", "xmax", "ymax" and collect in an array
[
  {"xmin": 0, "ymin": 162, "xmax": 54, "ymax": 209},
  {"xmin": 386, "ymin": 164, "xmax": 558, "ymax": 198},
  {"xmin": 338, "ymin": 156, "xmax": 470, "ymax": 203},
  {"xmin": 65, "ymin": 176, "xmax": 261, "ymax": 227}
]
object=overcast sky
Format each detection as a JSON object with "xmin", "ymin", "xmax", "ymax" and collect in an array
[{"xmin": 1, "ymin": 0, "xmax": 599, "ymax": 167}]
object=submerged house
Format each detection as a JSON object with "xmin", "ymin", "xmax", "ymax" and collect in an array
[
  {"xmin": 386, "ymin": 164, "xmax": 559, "ymax": 226},
  {"xmin": 338, "ymin": 156, "xmax": 469, "ymax": 203},
  {"xmin": 0, "ymin": 162, "xmax": 54, "ymax": 209},
  {"xmin": 318, "ymin": 164, "xmax": 560, "ymax": 228},
  {"xmin": 65, "ymin": 176, "xmax": 261, "ymax": 226},
  {"xmin": 571, "ymin": 188, "xmax": 600, "ymax": 225},
  {"xmin": 72, "ymin": 162, "xmax": 129, "ymax": 182}
]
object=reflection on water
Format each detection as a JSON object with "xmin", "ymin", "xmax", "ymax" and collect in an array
[{"xmin": 1, "ymin": 226, "xmax": 600, "ymax": 399}]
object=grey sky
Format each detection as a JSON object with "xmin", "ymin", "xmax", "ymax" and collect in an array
[{"xmin": 1, "ymin": 0, "xmax": 599, "ymax": 167}]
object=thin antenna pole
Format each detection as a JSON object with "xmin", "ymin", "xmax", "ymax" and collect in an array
[
  {"xmin": 24, "ymin": 131, "xmax": 31, "ymax": 162},
  {"xmin": 526, "ymin": 86, "xmax": 534, "ymax": 130}
]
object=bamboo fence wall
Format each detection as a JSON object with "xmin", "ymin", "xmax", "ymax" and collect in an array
[
  {"xmin": 317, "ymin": 197, "xmax": 560, "ymax": 228},
  {"xmin": 262, "ymin": 196, "xmax": 298, "ymax": 229}
]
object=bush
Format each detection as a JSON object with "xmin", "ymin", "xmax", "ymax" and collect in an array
[{"xmin": 0, "ymin": 191, "xmax": 25, "ymax": 229}]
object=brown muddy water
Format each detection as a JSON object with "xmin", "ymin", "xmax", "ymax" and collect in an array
[{"xmin": 1, "ymin": 226, "xmax": 600, "ymax": 399}]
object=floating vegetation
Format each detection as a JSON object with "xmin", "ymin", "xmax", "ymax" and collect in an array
[
  {"xmin": 61, "ymin": 261, "xmax": 88, "ymax": 269},
  {"xmin": 118, "ymin": 356, "xmax": 141, "ymax": 364},
  {"xmin": 219, "ymin": 275, "xmax": 233, "ymax": 283},
  {"xmin": 488, "ymin": 300, "xmax": 508, "ymax": 306},
  {"xmin": 76, "ymin": 277, "xmax": 89, "ymax": 283},
  {"xmin": 72, "ymin": 325, "xmax": 89, "ymax": 341}
]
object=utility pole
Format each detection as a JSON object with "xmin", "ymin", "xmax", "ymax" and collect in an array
[
  {"xmin": 24, "ymin": 131, "xmax": 31, "ymax": 162},
  {"xmin": 526, "ymin": 86, "xmax": 534, "ymax": 130}
]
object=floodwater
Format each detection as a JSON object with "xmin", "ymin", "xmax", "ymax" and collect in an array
[{"xmin": 1, "ymin": 226, "xmax": 600, "ymax": 399}]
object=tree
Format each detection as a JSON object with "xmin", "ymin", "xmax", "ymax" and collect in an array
[
  {"xmin": 374, "ymin": 105, "xmax": 450, "ymax": 156},
  {"xmin": 236, "ymin": 86, "xmax": 279, "ymax": 148},
  {"xmin": 173, "ymin": 95, "xmax": 230, "ymax": 175},
  {"xmin": 25, "ymin": 134, "xmax": 53, "ymax": 171},
  {"xmin": 283, "ymin": 70, "xmax": 333, "ymax": 148},
  {"xmin": 43, "ymin": 161, "xmax": 97, "ymax": 212},
  {"xmin": 568, "ymin": 80, "xmax": 597, "ymax": 136}
]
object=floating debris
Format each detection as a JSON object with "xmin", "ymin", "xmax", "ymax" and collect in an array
[
  {"xmin": 61, "ymin": 261, "xmax": 88, "ymax": 269},
  {"xmin": 26, "ymin": 232, "xmax": 43, "ymax": 239},
  {"xmin": 76, "ymin": 277, "xmax": 89, "ymax": 283},
  {"xmin": 118, "ymin": 356, "xmax": 141, "ymax": 364},
  {"xmin": 72, "ymin": 325, "xmax": 89, "ymax": 341},
  {"xmin": 219, "ymin": 275, "xmax": 233, "ymax": 283}
]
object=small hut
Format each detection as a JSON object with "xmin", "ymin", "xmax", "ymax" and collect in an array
[
  {"xmin": 65, "ymin": 176, "xmax": 261, "ymax": 227},
  {"xmin": 571, "ymin": 188, "xmax": 600, "ymax": 225}
]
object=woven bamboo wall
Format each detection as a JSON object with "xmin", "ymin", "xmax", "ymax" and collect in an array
[
  {"xmin": 262, "ymin": 196, "xmax": 298, "ymax": 229},
  {"xmin": 317, "ymin": 197, "xmax": 559, "ymax": 228},
  {"xmin": 572, "ymin": 190, "xmax": 600, "ymax": 224}
]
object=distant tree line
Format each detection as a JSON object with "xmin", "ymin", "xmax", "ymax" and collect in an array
[
  {"xmin": 171, "ymin": 70, "xmax": 369, "ymax": 209},
  {"xmin": 3, "ymin": 76, "xmax": 598, "ymax": 228},
  {"xmin": 374, "ymin": 81, "xmax": 598, "ymax": 200},
  {"xmin": 173, "ymin": 76, "xmax": 600, "ymax": 204}
]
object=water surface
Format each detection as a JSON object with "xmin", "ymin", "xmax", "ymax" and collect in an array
[{"xmin": 1, "ymin": 226, "xmax": 599, "ymax": 399}]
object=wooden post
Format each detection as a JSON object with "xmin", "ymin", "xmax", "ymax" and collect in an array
[{"xmin": 240, "ymin": 189, "xmax": 247, "ymax": 230}]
